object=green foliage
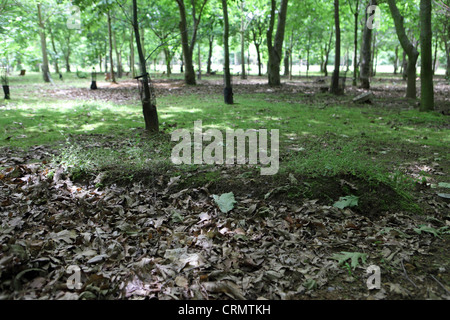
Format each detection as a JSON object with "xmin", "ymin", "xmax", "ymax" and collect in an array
[
  {"xmin": 213, "ymin": 192, "xmax": 236, "ymax": 213},
  {"xmin": 333, "ymin": 195, "xmax": 359, "ymax": 209},
  {"xmin": 331, "ymin": 251, "xmax": 368, "ymax": 269}
]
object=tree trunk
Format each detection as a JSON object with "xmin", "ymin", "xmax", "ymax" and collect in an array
[
  {"xmin": 432, "ymin": 36, "xmax": 438, "ymax": 75},
  {"xmin": 113, "ymin": 30, "xmax": 122, "ymax": 78},
  {"xmin": 419, "ymin": 0, "xmax": 434, "ymax": 111},
  {"xmin": 207, "ymin": 35, "xmax": 213, "ymax": 74},
  {"xmin": 240, "ymin": 0, "xmax": 246, "ymax": 79},
  {"xmin": 176, "ymin": 0, "xmax": 196, "ymax": 85},
  {"xmin": 284, "ymin": 51, "xmax": 290, "ymax": 76},
  {"xmin": 107, "ymin": 10, "xmax": 116, "ymax": 83},
  {"xmin": 197, "ymin": 43, "xmax": 201, "ymax": 80},
  {"xmin": 222, "ymin": 0, "xmax": 233, "ymax": 104},
  {"xmin": 37, "ymin": 3, "xmax": 50, "ymax": 82},
  {"xmin": 176, "ymin": 0, "xmax": 207, "ymax": 85},
  {"xmin": 352, "ymin": 0, "xmax": 360, "ymax": 85},
  {"xmin": 401, "ymin": 50, "xmax": 407, "ymax": 79},
  {"xmin": 324, "ymin": 29, "xmax": 333, "ymax": 77},
  {"xmin": 267, "ymin": 0, "xmax": 289, "ymax": 86},
  {"xmin": 48, "ymin": 25, "xmax": 60, "ymax": 74},
  {"xmin": 132, "ymin": 0, "xmax": 159, "ymax": 132},
  {"xmin": 393, "ymin": 45, "xmax": 399, "ymax": 74},
  {"xmin": 255, "ymin": 43, "xmax": 262, "ymax": 76},
  {"xmin": 164, "ymin": 48, "xmax": 172, "ymax": 76},
  {"xmin": 360, "ymin": 0, "xmax": 376, "ymax": 89},
  {"xmin": 387, "ymin": 0, "xmax": 419, "ymax": 99},
  {"xmin": 130, "ymin": 30, "xmax": 135, "ymax": 77},
  {"xmin": 330, "ymin": 0, "xmax": 341, "ymax": 95}
]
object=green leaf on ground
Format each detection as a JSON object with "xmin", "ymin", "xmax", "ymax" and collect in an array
[
  {"xmin": 331, "ymin": 251, "xmax": 367, "ymax": 269},
  {"xmin": 413, "ymin": 225, "xmax": 442, "ymax": 238},
  {"xmin": 213, "ymin": 192, "xmax": 236, "ymax": 213},
  {"xmin": 333, "ymin": 195, "xmax": 359, "ymax": 209}
]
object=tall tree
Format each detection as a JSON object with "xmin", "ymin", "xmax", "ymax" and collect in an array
[
  {"xmin": 419, "ymin": 0, "xmax": 434, "ymax": 110},
  {"xmin": 107, "ymin": 9, "xmax": 116, "ymax": 83},
  {"xmin": 387, "ymin": 0, "xmax": 419, "ymax": 99},
  {"xmin": 330, "ymin": 0, "xmax": 341, "ymax": 94},
  {"xmin": 267, "ymin": 0, "xmax": 289, "ymax": 86},
  {"xmin": 175, "ymin": 0, "xmax": 208, "ymax": 85},
  {"xmin": 221, "ymin": 0, "xmax": 233, "ymax": 104},
  {"xmin": 347, "ymin": 0, "xmax": 360, "ymax": 85},
  {"xmin": 132, "ymin": 0, "xmax": 159, "ymax": 131},
  {"xmin": 360, "ymin": 0, "xmax": 377, "ymax": 89},
  {"xmin": 37, "ymin": 3, "xmax": 50, "ymax": 82}
]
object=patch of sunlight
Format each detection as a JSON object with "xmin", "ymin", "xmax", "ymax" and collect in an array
[
  {"xmin": 164, "ymin": 106, "xmax": 203, "ymax": 114},
  {"xmin": 307, "ymin": 119, "xmax": 324, "ymax": 125}
]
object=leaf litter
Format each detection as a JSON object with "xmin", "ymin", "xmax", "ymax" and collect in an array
[{"xmin": 0, "ymin": 148, "xmax": 449, "ymax": 300}]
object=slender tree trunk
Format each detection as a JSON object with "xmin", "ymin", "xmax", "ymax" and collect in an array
[
  {"xmin": 324, "ymin": 29, "xmax": 333, "ymax": 77},
  {"xmin": 176, "ymin": 0, "xmax": 196, "ymax": 85},
  {"xmin": 446, "ymin": 42, "xmax": 450, "ymax": 78},
  {"xmin": 330, "ymin": 0, "xmax": 341, "ymax": 94},
  {"xmin": 113, "ymin": 30, "xmax": 122, "ymax": 78},
  {"xmin": 255, "ymin": 43, "xmax": 262, "ymax": 76},
  {"xmin": 267, "ymin": 0, "xmax": 289, "ymax": 86},
  {"xmin": 432, "ymin": 36, "xmax": 438, "ymax": 75},
  {"xmin": 387, "ymin": 0, "xmax": 419, "ymax": 99},
  {"xmin": 394, "ymin": 45, "xmax": 399, "ymax": 74},
  {"xmin": 107, "ymin": 10, "xmax": 116, "ymax": 83},
  {"xmin": 130, "ymin": 30, "xmax": 135, "ymax": 77},
  {"xmin": 360, "ymin": 0, "xmax": 376, "ymax": 89},
  {"xmin": 420, "ymin": 0, "xmax": 434, "ymax": 111},
  {"xmin": 132, "ymin": 0, "xmax": 159, "ymax": 132},
  {"xmin": 240, "ymin": 0, "xmax": 246, "ymax": 79},
  {"xmin": 352, "ymin": 1, "xmax": 360, "ymax": 85},
  {"xmin": 222, "ymin": 0, "xmax": 233, "ymax": 104},
  {"xmin": 37, "ymin": 3, "xmax": 50, "ymax": 82},
  {"xmin": 48, "ymin": 25, "xmax": 60, "ymax": 74},
  {"xmin": 207, "ymin": 35, "xmax": 213, "ymax": 74},
  {"xmin": 164, "ymin": 48, "xmax": 172, "ymax": 76},
  {"xmin": 401, "ymin": 50, "xmax": 407, "ymax": 79},
  {"xmin": 197, "ymin": 43, "xmax": 201, "ymax": 80}
]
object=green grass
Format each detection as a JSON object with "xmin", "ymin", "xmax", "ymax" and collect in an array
[{"xmin": 1, "ymin": 74, "xmax": 448, "ymax": 210}]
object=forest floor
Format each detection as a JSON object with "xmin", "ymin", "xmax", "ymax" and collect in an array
[{"xmin": 0, "ymin": 73, "xmax": 449, "ymax": 300}]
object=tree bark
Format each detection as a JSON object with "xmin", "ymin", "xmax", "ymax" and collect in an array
[
  {"xmin": 393, "ymin": 45, "xmax": 399, "ymax": 74},
  {"xmin": 387, "ymin": 0, "xmax": 419, "ymax": 99},
  {"xmin": 360, "ymin": 0, "xmax": 376, "ymax": 89},
  {"xmin": 113, "ymin": 29, "xmax": 122, "ymax": 78},
  {"xmin": 419, "ymin": 0, "xmax": 434, "ymax": 111},
  {"xmin": 164, "ymin": 48, "xmax": 172, "ymax": 76},
  {"xmin": 351, "ymin": 0, "xmax": 360, "ymax": 85},
  {"xmin": 267, "ymin": 0, "xmax": 289, "ymax": 86},
  {"xmin": 130, "ymin": 30, "xmax": 135, "ymax": 77},
  {"xmin": 48, "ymin": 24, "xmax": 60, "ymax": 74},
  {"xmin": 240, "ymin": 0, "xmax": 246, "ymax": 79},
  {"xmin": 222, "ymin": 0, "xmax": 233, "ymax": 104},
  {"xmin": 176, "ymin": 0, "xmax": 208, "ymax": 85},
  {"xmin": 132, "ymin": 0, "xmax": 159, "ymax": 132},
  {"xmin": 37, "ymin": 3, "xmax": 50, "ymax": 82},
  {"xmin": 206, "ymin": 35, "xmax": 214, "ymax": 74},
  {"xmin": 107, "ymin": 10, "xmax": 116, "ymax": 83},
  {"xmin": 330, "ymin": 0, "xmax": 341, "ymax": 95}
]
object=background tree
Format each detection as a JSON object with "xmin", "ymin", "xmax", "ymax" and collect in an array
[
  {"xmin": 37, "ymin": 2, "xmax": 50, "ymax": 82},
  {"xmin": 387, "ymin": 0, "xmax": 419, "ymax": 99},
  {"xmin": 266, "ymin": 0, "xmax": 289, "ymax": 86},
  {"xmin": 221, "ymin": 0, "xmax": 233, "ymax": 104},
  {"xmin": 132, "ymin": 0, "xmax": 159, "ymax": 131},
  {"xmin": 420, "ymin": 0, "xmax": 434, "ymax": 111},
  {"xmin": 360, "ymin": 0, "xmax": 377, "ymax": 89},
  {"xmin": 330, "ymin": 0, "xmax": 341, "ymax": 94},
  {"xmin": 175, "ymin": 0, "xmax": 209, "ymax": 85}
]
